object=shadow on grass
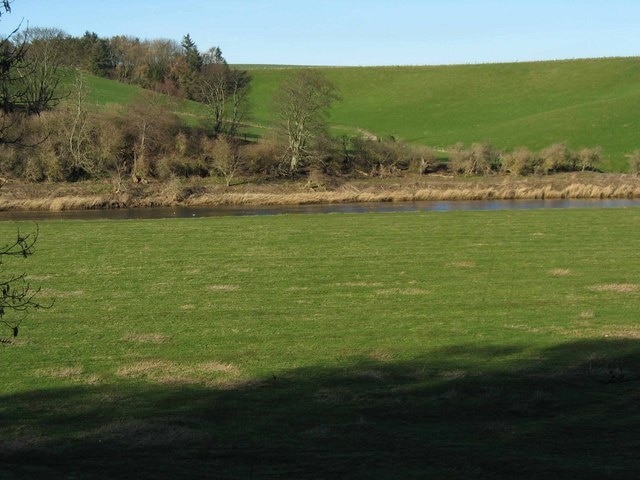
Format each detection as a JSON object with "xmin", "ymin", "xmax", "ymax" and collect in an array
[{"xmin": 2, "ymin": 338, "xmax": 640, "ymax": 479}]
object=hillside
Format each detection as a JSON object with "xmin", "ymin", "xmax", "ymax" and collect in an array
[
  {"xmin": 81, "ymin": 57, "xmax": 640, "ymax": 171},
  {"xmin": 246, "ymin": 57, "xmax": 640, "ymax": 171}
]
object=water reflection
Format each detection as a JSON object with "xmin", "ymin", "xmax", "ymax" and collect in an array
[{"xmin": 0, "ymin": 198, "xmax": 639, "ymax": 221}]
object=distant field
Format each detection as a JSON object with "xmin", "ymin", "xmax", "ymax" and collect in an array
[
  {"xmin": 1, "ymin": 207, "xmax": 640, "ymax": 478},
  {"xmin": 80, "ymin": 57, "xmax": 640, "ymax": 170},
  {"xmin": 246, "ymin": 57, "xmax": 640, "ymax": 170}
]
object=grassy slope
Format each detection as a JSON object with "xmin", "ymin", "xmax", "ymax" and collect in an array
[
  {"xmin": 78, "ymin": 57, "xmax": 640, "ymax": 171},
  {"xmin": 84, "ymin": 74, "xmax": 143, "ymax": 105},
  {"xmin": 81, "ymin": 73, "xmax": 209, "ymax": 127},
  {"xmin": 1, "ymin": 208, "xmax": 640, "ymax": 478},
  {"xmin": 247, "ymin": 57, "xmax": 640, "ymax": 170}
]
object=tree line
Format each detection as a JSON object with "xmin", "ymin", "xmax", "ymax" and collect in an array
[
  {"xmin": 26, "ymin": 29, "xmax": 239, "ymax": 100},
  {"xmin": 0, "ymin": 14, "xmax": 632, "ymax": 188}
]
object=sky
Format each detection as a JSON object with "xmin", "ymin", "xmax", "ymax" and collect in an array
[{"xmin": 7, "ymin": 0, "xmax": 640, "ymax": 66}]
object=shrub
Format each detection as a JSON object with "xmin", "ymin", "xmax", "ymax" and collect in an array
[
  {"xmin": 202, "ymin": 136, "xmax": 241, "ymax": 186},
  {"xmin": 350, "ymin": 137, "xmax": 412, "ymax": 176},
  {"xmin": 155, "ymin": 153, "xmax": 208, "ymax": 180},
  {"xmin": 311, "ymin": 135, "xmax": 347, "ymax": 176},
  {"xmin": 627, "ymin": 150, "xmax": 640, "ymax": 175},
  {"xmin": 0, "ymin": 145, "xmax": 18, "ymax": 177},
  {"xmin": 449, "ymin": 143, "xmax": 497, "ymax": 175},
  {"xmin": 412, "ymin": 145, "xmax": 438, "ymax": 174},
  {"xmin": 241, "ymin": 139, "xmax": 283, "ymax": 177},
  {"xmin": 121, "ymin": 93, "xmax": 181, "ymax": 180},
  {"xmin": 33, "ymin": 143, "xmax": 65, "ymax": 182},
  {"xmin": 500, "ymin": 147, "xmax": 539, "ymax": 176},
  {"xmin": 540, "ymin": 143, "xmax": 571, "ymax": 174},
  {"xmin": 576, "ymin": 147, "xmax": 602, "ymax": 172}
]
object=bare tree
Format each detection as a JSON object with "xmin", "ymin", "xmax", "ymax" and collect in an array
[
  {"xmin": 0, "ymin": 2, "xmax": 63, "ymax": 144},
  {"xmin": 202, "ymin": 135, "xmax": 241, "ymax": 186},
  {"xmin": 197, "ymin": 47, "xmax": 251, "ymax": 137},
  {"xmin": 125, "ymin": 91, "xmax": 180, "ymax": 181},
  {"xmin": 0, "ymin": 226, "xmax": 47, "ymax": 343},
  {"xmin": 18, "ymin": 27, "xmax": 64, "ymax": 112},
  {"xmin": 61, "ymin": 73, "xmax": 100, "ymax": 178},
  {"xmin": 274, "ymin": 70, "xmax": 340, "ymax": 174}
]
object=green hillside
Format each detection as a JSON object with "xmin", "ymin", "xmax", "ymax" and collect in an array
[
  {"xmin": 80, "ymin": 57, "xmax": 640, "ymax": 171},
  {"xmin": 246, "ymin": 57, "xmax": 640, "ymax": 170},
  {"xmin": 83, "ymin": 74, "xmax": 144, "ymax": 105}
]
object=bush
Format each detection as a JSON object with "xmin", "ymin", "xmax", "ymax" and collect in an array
[
  {"xmin": 500, "ymin": 147, "xmax": 540, "ymax": 176},
  {"xmin": 0, "ymin": 145, "xmax": 19, "ymax": 177},
  {"xmin": 241, "ymin": 139, "xmax": 283, "ymax": 177},
  {"xmin": 576, "ymin": 147, "xmax": 602, "ymax": 172},
  {"xmin": 540, "ymin": 143, "xmax": 571, "ymax": 174},
  {"xmin": 627, "ymin": 150, "xmax": 640, "ymax": 175},
  {"xmin": 202, "ymin": 136, "xmax": 241, "ymax": 186},
  {"xmin": 350, "ymin": 137, "xmax": 412, "ymax": 176},
  {"xmin": 412, "ymin": 145, "xmax": 438, "ymax": 174},
  {"xmin": 449, "ymin": 143, "xmax": 497, "ymax": 175}
]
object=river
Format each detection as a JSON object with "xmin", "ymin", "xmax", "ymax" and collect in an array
[{"xmin": 0, "ymin": 198, "xmax": 639, "ymax": 221}]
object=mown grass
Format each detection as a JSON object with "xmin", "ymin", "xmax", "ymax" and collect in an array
[{"xmin": 1, "ymin": 208, "xmax": 639, "ymax": 478}]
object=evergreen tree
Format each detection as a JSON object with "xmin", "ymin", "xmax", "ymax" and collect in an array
[
  {"xmin": 181, "ymin": 34, "xmax": 202, "ymax": 72},
  {"xmin": 89, "ymin": 38, "xmax": 112, "ymax": 77}
]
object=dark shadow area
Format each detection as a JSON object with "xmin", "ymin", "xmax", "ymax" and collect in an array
[{"xmin": 2, "ymin": 338, "xmax": 640, "ymax": 479}]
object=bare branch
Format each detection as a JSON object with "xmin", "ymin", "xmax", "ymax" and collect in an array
[{"xmin": 0, "ymin": 224, "xmax": 50, "ymax": 343}]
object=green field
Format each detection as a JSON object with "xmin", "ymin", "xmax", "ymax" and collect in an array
[
  {"xmin": 80, "ymin": 57, "xmax": 640, "ymax": 171},
  {"xmin": 246, "ymin": 57, "xmax": 640, "ymax": 170},
  {"xmin": 1, "ymin": 208, "xmax": 639, "ymax": 478}
]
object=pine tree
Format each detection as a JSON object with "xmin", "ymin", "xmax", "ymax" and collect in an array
[
  {"xmin": 181, "ymin": 34, "xmax": 202, "ymax": 73},
  {"xmin": 89, "ymin": 39, "xmax": 112, "ymax": 77}
]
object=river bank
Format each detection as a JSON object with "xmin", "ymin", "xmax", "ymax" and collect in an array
[{"xmin": 1, "ymin": 172, "xmax": 640, "ymax": 212}]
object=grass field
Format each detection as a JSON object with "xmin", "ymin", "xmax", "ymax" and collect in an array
[
  {"xmin": 1, "ymin": 208, "xmax": 639, "ymax": 478},
  {"xmin": 80, "ymin": 57, "xmax": 640, "ymax": 171},
  {"xmin": 246, "ymin": 57, "xmax": 640, "ymax": 171}
]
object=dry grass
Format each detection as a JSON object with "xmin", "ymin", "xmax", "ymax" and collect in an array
[
  {"xmin": 368, "ymin": 349, "xmax": 394, "ymax": 362},
  {"xmin": 376, "ymin": 287, "xmax": 429, "ymax": 296},
  {"xmin": 115, "ymin": 359, "xmax": 242, "ymax": 387},
  {"xmin": 549, "ymin": 268, "xmax": 572, "ymax": 277},
  {"xmin": 122, "ymin": 333, "xmax": 172, "ymax": 344},
  {"xmin": 197, "ymin": 361, "xmax": 240, "ymax": 374},
  {"xmin": 206, "ymin": 284, "xmax": 240, "ymax": 292},
  {"xmin": 39, "ymin": 288, "xmax": 85, "ymax": 299},
  {"xmin": 335, "ymin": 282, "xmax": 384, "ymax": 287},
  {"xmin": 602, "ymin": 326, "xmax": 640, "ymax": 339},
  {"xmin": 588, "ymin": 283, "xmax": 640, "ymax": 293},
  {"xmin": 35, "ymin": 366, "xmax": 101, "ymax": 385},
  {"xmin": 449, "ymin": 261, "xmax": 476, "ymax": 269},
  {"xmin": 1, "ymin": 173, "xmax": 640, "ymax": 211},
  {"xmin": 36, "ymin": 366, "xmax": 84, "ymax": 379}
]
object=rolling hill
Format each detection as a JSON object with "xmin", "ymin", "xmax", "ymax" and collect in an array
[
  {"xmin": 246, "ymin": 57, "xmax": 640, "ymax": 170},
  {"xmin": 83, "ymin": 57, "xmax": 640, "ymax": 171}
]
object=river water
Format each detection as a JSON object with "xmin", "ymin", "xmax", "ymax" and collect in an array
[{"xmin": 0, "ymin": 198, "xmax": 639, "ymax": 221}]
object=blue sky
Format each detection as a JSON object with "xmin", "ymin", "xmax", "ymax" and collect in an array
[{"xmin": 8, "ymin": 0, "xmax": 640, "ymax": 66}]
